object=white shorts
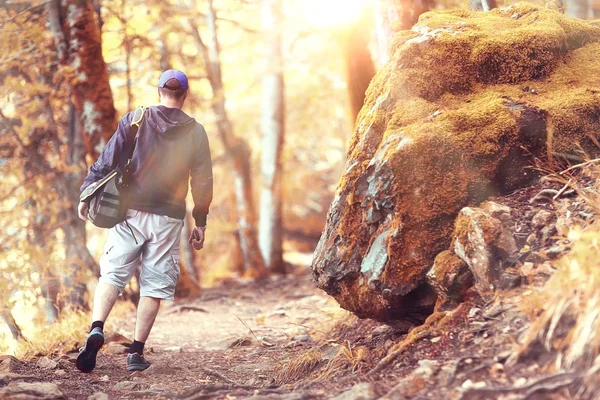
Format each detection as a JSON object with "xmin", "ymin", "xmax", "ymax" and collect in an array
[{"xmin": 99, "ymin": 210, "xmax": 184, "ymax": 300}]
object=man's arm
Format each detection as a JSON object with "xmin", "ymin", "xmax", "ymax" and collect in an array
[
  {"xmin": 80, "ymin": 113, "xmax": 133, "ymax": 192},
  {"xmin": 190, "ymin": 125, "xmax": 214, "ymax": 228}
]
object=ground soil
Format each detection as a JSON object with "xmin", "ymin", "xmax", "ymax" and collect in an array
[{"xmin": 7, "ymin": 179, "xmax": 600, "ymax": 399}]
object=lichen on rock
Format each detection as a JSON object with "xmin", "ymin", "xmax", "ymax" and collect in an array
[{"xmin": 312, "ymin": 3, "xmax": 600, "ymax": 321}]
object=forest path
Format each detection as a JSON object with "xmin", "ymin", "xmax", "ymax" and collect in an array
[{"xmin": 14, "ymin": 269, "xmax": 345, "ymax": 399}]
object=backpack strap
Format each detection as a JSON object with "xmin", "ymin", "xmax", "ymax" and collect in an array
[
  {"xmin": 131, "ymin": 105, "xmax": 145, "ymax": 128},
  {"xmin": 121, "ymin": 106, "xmax": 146, "ymax": 169}
]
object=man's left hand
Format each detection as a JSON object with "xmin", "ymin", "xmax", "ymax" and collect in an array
[
  {"xmin": 189, "ymin": 226, "xmax": 206, "ymax": 250},
  {"xmin": 78, "ymin": 201, "xmax": 89, "ymax": 221}
]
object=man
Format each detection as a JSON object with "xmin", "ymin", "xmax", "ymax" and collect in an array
[{"xmin": 76, "ymin": 69, "xmax": 213, "ymax": 373}]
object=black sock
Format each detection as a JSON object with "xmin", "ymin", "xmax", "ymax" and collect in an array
[
  {"xmin": 130, "ymin": 340, "xmax": 145, "ymax": 355},
  {"xmin": 90, "ymin": 321, "xmax": 104, "ymax": 332}
]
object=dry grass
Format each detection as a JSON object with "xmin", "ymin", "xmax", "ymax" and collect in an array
[
  {"xmin": 273, "ymin": 341, "xmax": 372, "ymax": 385},
  {"xmin": 14, "ymin": 300, "xmax": 134, "ymax": 360},
  {"xmin": 15, "ymin": 310, "xmax": 89, "ymax": 360},
  {"xmin": 273, "ymin": 314, "xmax": 374, "ymax": 385},
  {"xmin": 512, "ymin": 163, "xmax": 600, "ymax": 369}
]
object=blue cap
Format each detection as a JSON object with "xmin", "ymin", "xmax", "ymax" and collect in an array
[{"xmin": 157, "ymin": 69, "xmax": 189, "ymax": 90}]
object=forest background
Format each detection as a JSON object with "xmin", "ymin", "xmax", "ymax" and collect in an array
[{"xmin": 1, "ymin": 0, "xmax": 598, "ymax": 355}]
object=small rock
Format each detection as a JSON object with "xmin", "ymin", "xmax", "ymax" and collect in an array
[
  {"xmin": 544, "ymin": 245, "xmax": 568, "ymax": 259},
  {"xmin": 88, "ymin": 392, "xmax": 111, "ymax": 400},
  {"xmin": 330, "ymin": 382, "xmax": 378, "ymax": 400},
  {"xmin": 104, "ymin": 332, "xmax": 132, "ymax": 344},
  {"xmin": 532, "ymin": 210, "xmax": 554, "ymax": 228},
  {"xmin": 489, "ymin": 363, "xmax": 504, "ymax": 376},
  {"xmin": 515, "ymin": 377, "xmax": 528, "ymax": 385},
  {"xmin": 499, "ymin": 269, "xmax": 521, "ymax": 290},
  {"xmin": 293, "ymin": 334, "xmax": 312, "ymax": 343},
  {"xmin": 537, "ymin": 261, "xmax": 557, "ymax": 275},
  {"xmin": 468, "ymin": 307, "xmax": 481, "ymax": 318},
  {"xmin": 36, "ymin": 356, "xmax": 58, "ymax": 370},
  {"xmin": 453, "ymin": 207, "xmax": 518, "ymax": 297},
  {"xmin": 415, "ymin": 359, "xmax": 438, "ymax": 378},
  {"xmin": 0, "ymin": 373, "xmax": 37, "ymax": 384},
  {"xmin": 480, "ymin": 201, "xmax": 513, "ymax": 226},
  {"xmin": 555, "ymin": 216, "xmax": 570, "ymax": 236},
  {"xmin": 430, "ymin": 337, "xmax": 441, "ymax": 343},
  {"xmin": 204, "ymin": 336, "xmax": 253, "ymax": 350},
  {"xmin": 526, "ymin": 233, "xmax": 539, "ymax": 247},
  {"xmin": 99, "ymin": 375, "xmax": 110, "ymax": 382},
  {"xmin": 0, "ymin": 357, "xmax": 18, "ymax": 373},
  {"xmin": 0, "ymin": 382, "xmax": 65, "ymax": 399},
  {"xmin": 162, "ymin": 346, "xmax": 182, "ymax": 352},
  {"xmin": 104, "ymin": 342, "xmax": 129, "ymax": 355},
  {"xmin": 540, "ymin": 225, "xmax": 556, "ymax": 244},
  {"xmin": 520, "ymin": 262, "xmax": 535, "ymax": 277},
  {"xmin": 427, "ymin": 250, "xmax": 473, "ymax": 301},
  {"xmin": 114, "ymin": 381, "xmax": 149, "ymax": 391},
  {"xmin": 54, "ymin": 370, "xmax": 67, "ymax": 376},
  {"xmin": 143, "ymin": 364, "xmax": 174, "ymax": 375},
  {"xmin": 371, "ymin": 325, "xmax": 393, "ymax": 336}
]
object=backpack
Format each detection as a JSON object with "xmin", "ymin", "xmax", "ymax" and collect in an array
[{"xmin": 80, "ymin": 106, "xmax": 145, "ymax": 229}]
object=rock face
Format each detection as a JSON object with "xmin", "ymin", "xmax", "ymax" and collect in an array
[{"xmin": 312, "ymin": 4, "xmax": 600, "ymax": 321}]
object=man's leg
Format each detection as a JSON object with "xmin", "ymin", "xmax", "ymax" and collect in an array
[
  {"xmin": 133, "ymin": 296, "xmax": 161, "ymax": 347},
  {"xmin": 92, "ymin": 282, "xmax": 120, "ymax": 323},
  {"xmin": 127, "ymin": 213, "xmax": 184, "ymax": 371},
  {"xmin": 77, "ymin": 211, "xmax": 145, "ymax": 373},
  {"xmin": 127, "ymin": 297, "xmax": 161, "ymax": 371}
]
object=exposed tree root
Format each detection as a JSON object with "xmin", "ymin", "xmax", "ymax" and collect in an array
[
  {"xmin": 457, "ymin": 371, "xmax": 583, "ymax": 400},
  {"xmin": 366, "ymin": 304, "xmax": 468, "ymax": 377},
  {"xmin": 180, "ymin": 385, "xmax": 289, "ymax": 400}
]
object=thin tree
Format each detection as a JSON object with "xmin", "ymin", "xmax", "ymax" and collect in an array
[
  {"xmin": 188, "ymin": 0, "xmax": 266, "ymax": 277},
  {"xmin": 258, "ymin": 0, "xmax": 285, "ymax": 273}
]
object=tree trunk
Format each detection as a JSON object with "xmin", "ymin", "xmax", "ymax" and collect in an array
[
  {"xmin": 566, "ymin": 0, "xmax": 590, "ymax": 18},
  {"xmin": 259, "ymin": 0, "xmax": 285, "ymax": 273},
  {"xmin": 47, "ymin": 0, "xmax": 117, "ymax": 308},
  {"xmin": 47, "ymin": 0, "xmax": 117, "ymax": 160},
  {"xmin": 374, "ymin": 0, "xmax": 396, "ymax": 66},
  {"xmin": 41, "ymin": 274, "xmax": 60, "ymax": 323},
  {"xmin": 190, "ymin": 0, "xmax": 266, "ymax": 277},
  {"xmin": 0, "ymin": 308, "xmax": 23, "ymax": 341},
  {"xmin": 58, "ymin": 101, "xmax": 98, "ymax": 311},
  {"xmin": 373, "ymin": 0, "xmax": 436, "ymax": 66},
  {"xmin": 341, "ymin": 15, "xmax": 377, "ymax": 124}
]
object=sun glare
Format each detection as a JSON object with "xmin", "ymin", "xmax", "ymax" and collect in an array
[{"xmin": 299, "ymin": 0, "xmax": 373, "ymax": 28}]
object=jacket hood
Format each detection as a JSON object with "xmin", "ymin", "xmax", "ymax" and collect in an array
[{"xmin": 145, "ymin": 105, "xmax": 195, "ymax": 134}]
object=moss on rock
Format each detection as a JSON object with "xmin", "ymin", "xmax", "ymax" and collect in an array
[{"xmin": 312, "ymin": 3, "xmax": 600, "ymax": 321}]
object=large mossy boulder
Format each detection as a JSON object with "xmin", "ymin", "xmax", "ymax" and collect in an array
[{"xmin": 312, "ymin": 3, "xmax": 600, "ymax": 322}]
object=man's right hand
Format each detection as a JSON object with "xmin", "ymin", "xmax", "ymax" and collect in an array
[{"xmin": 78, "ymin": 201, "xmax": 89, "ymax": 221}]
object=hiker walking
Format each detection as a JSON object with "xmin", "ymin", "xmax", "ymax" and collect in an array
[{"xmin": 76, "ymin": 70, "xmax": 213, "ymax": 372}]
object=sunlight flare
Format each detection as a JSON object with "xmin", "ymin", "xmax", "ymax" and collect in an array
[{"xmin": 299, "ymin": 0, "xmax": 373, "ymax": 27}]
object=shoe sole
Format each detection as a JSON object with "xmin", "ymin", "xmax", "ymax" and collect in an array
[
  {"xmin": 76, "ymin": 333, "xmax": 104, "ymax": 373},
  {"xmin": 127, "ymin": 363, "xmax": 151, "ymax": 372}
]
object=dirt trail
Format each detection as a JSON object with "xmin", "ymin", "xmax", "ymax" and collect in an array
[{"xmin": 11, "ymin": 271, "xmax": 346, "ymax": 399}]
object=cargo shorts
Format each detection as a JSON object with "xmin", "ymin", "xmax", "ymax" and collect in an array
[{"xmin": 99, "ymin": 210, "xmax": 184, "ymax": 301}]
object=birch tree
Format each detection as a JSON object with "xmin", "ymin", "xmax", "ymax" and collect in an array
[
  {"xmin": 258, "ymin": 0, "xmax": 285, "ymax": 273},
  {"xmin": 188, "ymin": 0, "xmax": 266, "ymax": 277},
  {"xmin": 566, "ymin": 0, "xmax": 590, "ymax": 18}
]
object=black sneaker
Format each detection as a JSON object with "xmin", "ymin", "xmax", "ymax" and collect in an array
[
  {"xmin": 76, "ymin": 327, "xmax": 104, "ymax": 373},
  {"xmin": 127, "ymin": 352, "xmax": 151, "ymax": 371}
]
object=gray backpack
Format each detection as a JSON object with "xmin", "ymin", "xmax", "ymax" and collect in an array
[{"xmin": 80, "ymin": 106, "xmax": 145, "ymax": 229}]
